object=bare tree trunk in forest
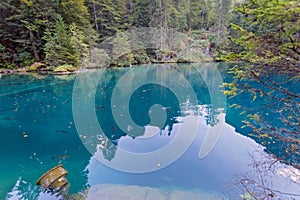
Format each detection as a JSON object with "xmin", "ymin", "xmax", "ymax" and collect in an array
[
  {"xmin": 205, "ymin": 42, "xmax": 211, "ymax": 55},
  {"xmin": 164, "ymin": 3, "xmax": 168, "ymax": 49},
  {"xmin": 160, "ymin": 0, "xmax": 164, "ymax": 50},
  {"xmin": 217, "ymin": 18, "xmax": 221, "ymax": 41},
  {"xmin": 201, "ymin": 0, "xmax": 206, "ymax": 27},
  {"xmin": 129, "ymin": 0, "xmax": 133, "ymax": 17},
  {"xmin": 92, "ymin": 2, "xmax": 99, "ymax": 31},
  {"xmin": 29, "ymin": 30, "xmax": 40, "ymax": 61},
  {"xmin": 217, "ymin": 0, "xmax": 222, "ymax": 42}
]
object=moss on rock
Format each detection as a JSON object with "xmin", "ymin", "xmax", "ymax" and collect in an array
[
  {"xmin": 53, "ymin": 64, "xmax": 79, "ymax": 73},
  {"xmin": 28, "ymin": 62, "xmax": 46, "ymax": 72}
]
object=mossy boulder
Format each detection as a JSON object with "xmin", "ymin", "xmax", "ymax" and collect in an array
[
  {"xmin": 28, "ymin": 62, "xmax": 46, "ymax": 72},
  {"xmin": 53, "ymin": 64, "xmax": 79, "ymax": 73}
]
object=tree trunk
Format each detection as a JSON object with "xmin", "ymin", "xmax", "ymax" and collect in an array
[
  {"xmin": 217, "ymin": 0, "xmax": 223, "ymax": 42},
  {"xmin": 92, "ymin": 2, "xmax": 99, "ymax": 31},
  {"xmin": 205, "ymin": 42, "xmax": 211, "ymax": 55},
  {"xmin": 160, "ymin": 0, "xmax": 164, "ymax": 50},
  {"xmin": 29, "ymin": 30, "xmax": 40, "ymax": 61}
]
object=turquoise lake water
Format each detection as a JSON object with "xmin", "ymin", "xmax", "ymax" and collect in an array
[{"xmin": 0, "ymin": 64, "xmax": 299, "ymax": 199}]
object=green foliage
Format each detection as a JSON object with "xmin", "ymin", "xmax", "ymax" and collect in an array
[
  {"xmin": 43, "ymin": 15, "xmax": 80, "ymax": 68},
  {"xmin": 60, "ymin": 0, "xmax": 90, "ymax": 27},
  {"xmin": 60, "ymin": 0, "xmax": 98, "ymax": 53},
  {"xmin": 1, "ymin": 0, "xmax": 233, "ymax": 68},
  {"xmin": 224, "ymin": 0, "xmax": 300, "ymax": 81},
  {"xmin": 69, "ymin": 23, "xmax": 90, "ymax": 61},
  {"xmin": 0, "ymin": 0, "xmax": 60, "ymax": 67},
  {"xmin": 0, "ymin": 0, "xmax": 95, "ymax": 69},
  {"xmin": 224, "ymin": 0, "xmax": 300, "ymax": 68},
  {"xmin": 87, "ymin": 0, "xmax": 121, "ymax": 40},
  {"xmin": 132, "ymin": 50, "xmax": 150, "ymax": 64},
  {"xmin": 130, "ymin": 0, "xmax": 154, "ymax": 27},
  {"xmin": 18, "ymin": 51, "xmax": 34, "ymax": 66},
  {"xmin": 5, "ymin": 63, "xmax": 17, "ymax": 69},
  {"xmin": 223, "ymin": 0, "xmax": 300, "ymax": 167},
  {"xmin": 112, "ymin": 32, "xmax": 134, "ymax": 67},
  {"xmin": 83, "ymin": 48, "xmax": 111, "ymax": 68},
  {"xmin": 0, "ymin": 43, "xmax": 5, "ymax": 52}
]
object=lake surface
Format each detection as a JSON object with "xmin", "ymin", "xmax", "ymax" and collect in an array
[{"xmin": 0, "ymin": 63, "xmax": 299, "ymax": 199}]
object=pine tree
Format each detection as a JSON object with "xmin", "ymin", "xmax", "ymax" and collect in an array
[
  {"xmin": 43, "ymin": 15, "xmax": 80, "ymax": 67},
  {"xmin": 130, "ymin": 0, "xmax": 154, "ymax": 27},
  {"xmin": 87, "ymin": 0, "xmax": 121, "ymax": 41},
  {"xmin": 0, "ymin": 0, "xmax": 37, "ymax": 67},
  {"xmin": 60, "ymin": 0, "xmax": 91, "ymax": 31},
  {"xmin": 0, "ymin": 0, "xmax": 59, "ymax": 67},
  {"xmin": 112, "ymin": 32, "xmax": 134, "ymax": 66},
  {"xmin": 116, "ymin": 0, "xmax": 130, "ymax": 30}
]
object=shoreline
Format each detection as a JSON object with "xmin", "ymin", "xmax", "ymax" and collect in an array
[{"xmin": 0, "ymin": 60, "xmax": 223, "ymax": 76}]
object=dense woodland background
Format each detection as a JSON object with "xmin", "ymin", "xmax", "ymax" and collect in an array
[
  {"xmin": 0, "ymin": 0, "xmax": 232, "ymax": 70},
  {"xmin": 1, "ymin": 0, "xmax": 298, "ymax": 70}
]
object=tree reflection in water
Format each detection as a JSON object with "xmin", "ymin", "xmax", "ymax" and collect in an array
[{"xmin": 231, "ymin": 150, "xmax": 300, "ymax": 200}]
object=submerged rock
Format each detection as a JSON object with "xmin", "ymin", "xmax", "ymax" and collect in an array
[
  {"xmin": 87, "ymin": 185, "xmax": 167, "ymax": 200},
  {"xmin": 69, "ymin": 184, "xmax": 226, "ymax": 200},
  {"xmin": 68, "ymin": 189, "xmax": 88, "ymax": 200}
]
